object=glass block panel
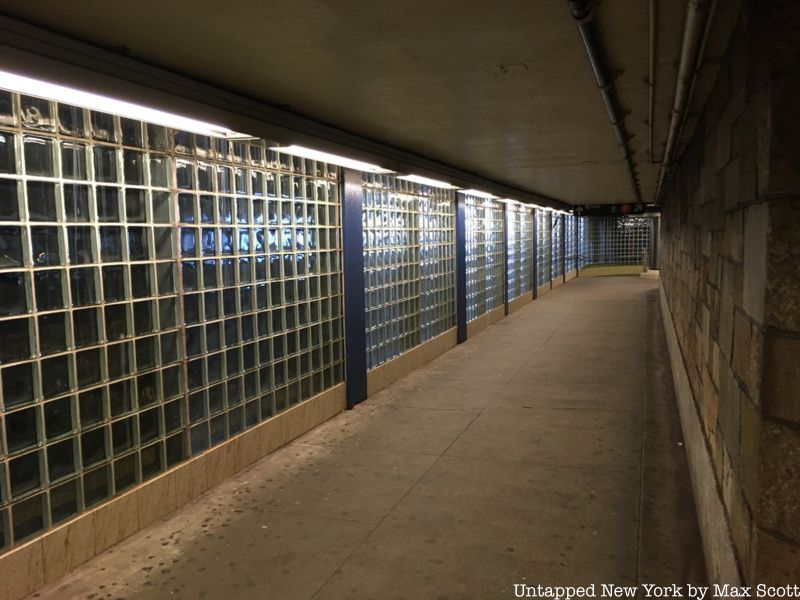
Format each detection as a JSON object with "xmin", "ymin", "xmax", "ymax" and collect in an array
[
  {"xmin": 0, "ymin": 88, "xmax": 344, "ymax": 554},
  {"xmin": 362, "ymin": 174, "xmax": 455, "ymax": 368},
  {"xmin": 465, "ymin": 195, "xmax": 505, "ymax": 321}
]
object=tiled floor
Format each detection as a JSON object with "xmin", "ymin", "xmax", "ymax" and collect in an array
[{"xmin": 28, "ymin": 277, "xmax": 705, "ymax": 599}]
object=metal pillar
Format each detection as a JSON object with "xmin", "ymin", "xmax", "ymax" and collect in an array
[
  {"xmin": 455, "ymin": 193, "xmax": 467, "ymax": 343},
  {"xmin": 341, "ymin": 168, "xmax": 367, "ymax": 408}
]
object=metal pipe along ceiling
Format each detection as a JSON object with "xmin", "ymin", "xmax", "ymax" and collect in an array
[
  {"xmin": 655, "ymin": 0, "xmax": 716, "ymax": 200},
  {"xmin": 568, "ymin": 0, "xmax": 642, "ymax": 204}
]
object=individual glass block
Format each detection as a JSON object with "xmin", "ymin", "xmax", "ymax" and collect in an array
[
  {"xmin": 31, "ymin": 226, "xmax": 61, "ymax": 266},
  {"xmin": 147, "ymin": 125, "xmax": 169, "ymax": 151},
  {"xmin": 83, "ymin": 465, "xmax": 110, "ymax": 507},
  {"xmin": 41, "ymin": 354, "xmax": 71, "ymax": 399},
  {"xmin": 67, "ymin": 226, "xmax": 94, "ymax": 264},
  {"xmin": 76, "ymin": 348, "xmax": 101, "ymax": 388},
  {"xmin": 91, "ymin": 112, "xmax": 116, "ymax": 141},
  {"xmin": 139, "ymin": 407, "xmax": 159, "ymax": 444},
  {"xmin": 26, "ymin": 181, "xmax": 56, "ymax": 224},
  {"xmin": 125, "ymin": 189, "xmax": 147, "ymax": 222},
  {"xmin": 20, "ymin": 96, "xmax": 54, "ymax": 131},
  {"xmin": 137, "ymin": 371, "xmax": 157, "ymax": 407},
  {"xmin": 96, "ymin": 186, "xmax": 120, "ymax": 222},
  {"xmin": 63, "ymin": 184, "xmax": 91, "ymax": 222},
  {"xmin": 11, "ymin": 493, "xmax": 45, "ymax": 541},
  {"xmin": 73, "ymin": 307, "xmax": 100, "ymax": 348},
  {"xmin": 0, "ymin": 226, "xmax": 24, "ymax": 267},
  {"xmin": 160, "ymin": 331, "xmax": 179, "ymax": 364},
  {"xmin": 113, "ymin": 453, "xmax": 138, "ymax": 493},
  {"xmin": 34, "ymin": 269, "xmax": 65, "ymax": 310},
  {"xmin": 58, "ymin": 104, "xmax": 86, "ymax": 136},
  {"xmin": 9, "ymin": 450, "xmax": 40, "ymax": 497},
  {"xmin": 152, "ymin": 191, "xmax": 172, "ymax": 224},
  {"xmin": 176, "ymin": 160, "xmax": 194, "ymax": 190},
  {"xmin": 127, "ymin": 227, "xmax": 149, "ymax": 260},
  {"xmin": 149, "ymin": 155, "xmax": 170, "ymax": 187},
  {"xmin": 0, "ymin": 180, "xmax": 20, "ymax": 223},
  {"xmin": 136, "ymin": 337, "xmax": 156, "ymax": 370},
  {"xmin": 79, "ymin": 388, "xmax": 105, "ymax": 427},
  {"xmin": 166, "ymin": 433, "xmax": 185, "ymax": 467},
  {"xmin": 23, "ymin": 136, "xmax": 55, "ymax": 176},
  {"xmin": 44, "ymin": 397, "xmax": 72, "ymax": 439},
  {"xmin": 133, "ymin": 301, "xmax": 153, "ymax": 334},
  {"xmin": 154, "ymin": 227, "xmax": 173, "ymax": 260},
  {"xmin": 60, "ymin": 141, "xmax": 87, "ymax": 180},
  {"xmin": 80, "ymin": 427, "xmax": 106, "ymax": 467},
  {"xmin": 70, "ymin": 267, "xmax": 98, "ymax": 306},
  {"xmin": 111, "ymin": 417, "xmax": 134, "ymax": 455},
  {"xmin": 157, "ymin": 263, "xmax": 175, "ymax": 296},
  {"xmin": 48, "ymin": 438, "xmax": 77, "ymax": 482},
  {"xmin": 99, "ymin": 227, "xmax": 123, "ymax": 262},
  {"xmin": 130, "ymin": 264, "xmax": 153, "ymax": 299},
  {"xmin": 141, "ymin": 442, "xmax": 162, "ymax": 478},
  {"xmin": 0, "ymin": 317, "xmax": 31, "ymax": 364},
  {"xmin": 5, "ymin": 406, "xmax": 38, "ymax": 452},
  {"xmin": 107, "ymin": 343, "xmax": 132, "ymax": 381},
  {"xmin": 38, "ymin": 312, "xmax": 67, "ymax": 355},
  {"xmin": 180, "ymin": 228, "xmax": 197, "ymax": 257},
  {"xmin": 49, "ymin": 478, "xmax": 79, "ymax": 523},
  {"xmin": 162, "ymin": 365, "xmax": 181, "ymax": 399},
  {"xmin": 122, "ymin": 150, "xmax": 145, "ymax": 186},
  {"xmin": 0, "ymin": 90, "xmax": 15, "ymax": 125},
  {"xmin": 0, "ymin": 131, "xmax": 17, "ymax": 174},
  {"xmin": 104, "ymin": 304, "xmax": 129, "ymax": 341},
  {"xmin": 121, "ymin": 118, "xmax": 143, "ymax": 147},
  {"xmin": 94, "ymin": 146, "xmax": 118, "ymax": 183},
  {"xmin": 102, "ymin": 266, "xmax": 126, "ymax": 301},
  {"xmin": 1, "ymin": 362, "xmax": 36, "ymax": 408}
]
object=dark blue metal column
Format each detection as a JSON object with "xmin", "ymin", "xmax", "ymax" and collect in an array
[
  {"xmin": 561, "ymin": 214, "xmax": 567, "ymax": 284},
  {"xmin": 455, "ymin": 193, "xmax": 467, "ymax": 343},
  {"xmin": 502, "ymin": 205, "xmax": 510, "ymax": 316},
  {"xmin": 341, "ymin": 168, "xmax": 367, "ymax": 408},
  {"xmin": 532, "ymin": 208, "xmax": 539, "ymax": 300}
]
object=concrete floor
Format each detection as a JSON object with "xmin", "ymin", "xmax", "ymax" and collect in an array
[{"xmin": 29, "ymin": 277, "xmax": 705, "ymax": 600}]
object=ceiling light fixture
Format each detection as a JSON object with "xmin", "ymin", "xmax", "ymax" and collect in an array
[
  {"xmin": 269, "ymin": 145, "xmax": 392, "ymax": 174},
  {"xmin": 397, "ymin": 174, "xmax": 459, "ymax": 189},
  {"xmin": 459, "ymin": 189, "xmax": 498, "ymax": 199},
  {"xmin": 0, "ymin": 69, "xmax": 250, "ymax": 138}
]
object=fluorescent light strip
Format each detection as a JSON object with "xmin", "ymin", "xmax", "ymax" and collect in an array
[
  {"xmin": 397, "ymin": 174, "xmax": 459, "ymax": 189},
  {"xmin": 270, "ymin": 145, "xmax": 392, "ymax": 174},
  {"xmin": 459, "ymin": 189, "xmax": 498, "ymax": 199},
  {"xmin": 0, "ymin": 69, "xmax": 249, "ymax": 138}
]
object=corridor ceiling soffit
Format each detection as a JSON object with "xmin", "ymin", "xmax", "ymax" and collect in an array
[{"xmin": 0, "ymin": 0, "xmax": 725, "ymax": 204}]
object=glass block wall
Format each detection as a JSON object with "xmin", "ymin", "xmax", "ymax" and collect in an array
[
  {"xmin": 0, "ymin": 90, "xmax": 344, "ymax": 552},
  {"xmin": 465, "ymin": 195, "xmax": 504, "ymax": 321},
  {"xmin": 565, "ymin": 214, "xmax": 577, "ymax": 273},
  {"xmin": 362, "ymin": 175, "xmax": 455, "ymax": 369},
  {"xmin": 552, "ymin": 213, "xmax": 564, "ymax": 280},
  {"xmin": 506, "ymin": 203, "xmax": 534, "ymax": 300},
  {"xmin": 577, "ymin": 216, "xmax": 654, "ymax": 267},
  {"xmin": 535, "ymin": 208, "xmax": 551, "ymax": 288}
]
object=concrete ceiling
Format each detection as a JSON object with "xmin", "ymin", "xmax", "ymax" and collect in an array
[{"xmin": 0, "ymin": 1, "xmax": 688, "ymax": 205}]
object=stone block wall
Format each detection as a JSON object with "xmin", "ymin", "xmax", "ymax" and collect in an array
[{"xmin": 659, "ymin": 0, "xmax": 800, "ymax": 584}]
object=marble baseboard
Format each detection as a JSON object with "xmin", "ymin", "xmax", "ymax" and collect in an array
[
  {"xmin": 466, "ymin": 305, "xmax": 505, "ymax": 339},
  {"xmin": 0, "ymin": 382, "xmax": 346, "ymax": 600},
  {"xmin": 552, "ymin": 276, "xmax": 565, "ymax": 288},
  {"xmin": 578, "ymin": 264, "xmax": 645, "ymax": 277},
  {"xmin": 536, "ymin": 282, "xmax": 552, "ymax": 298},
  {"xmin": 366, "ymin": 328, "xmax": 457, "ymax": 397},
  {"xmin": 566, "ymin": 269, "xmax": 578, "ymax": 282},
  {"xmin": 660, "ymin": 285, "xmax": 741, "ymax": 585},
  {"xmin": 508, "ymin": 293, "xmax": 533, "ymax": 314}
]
